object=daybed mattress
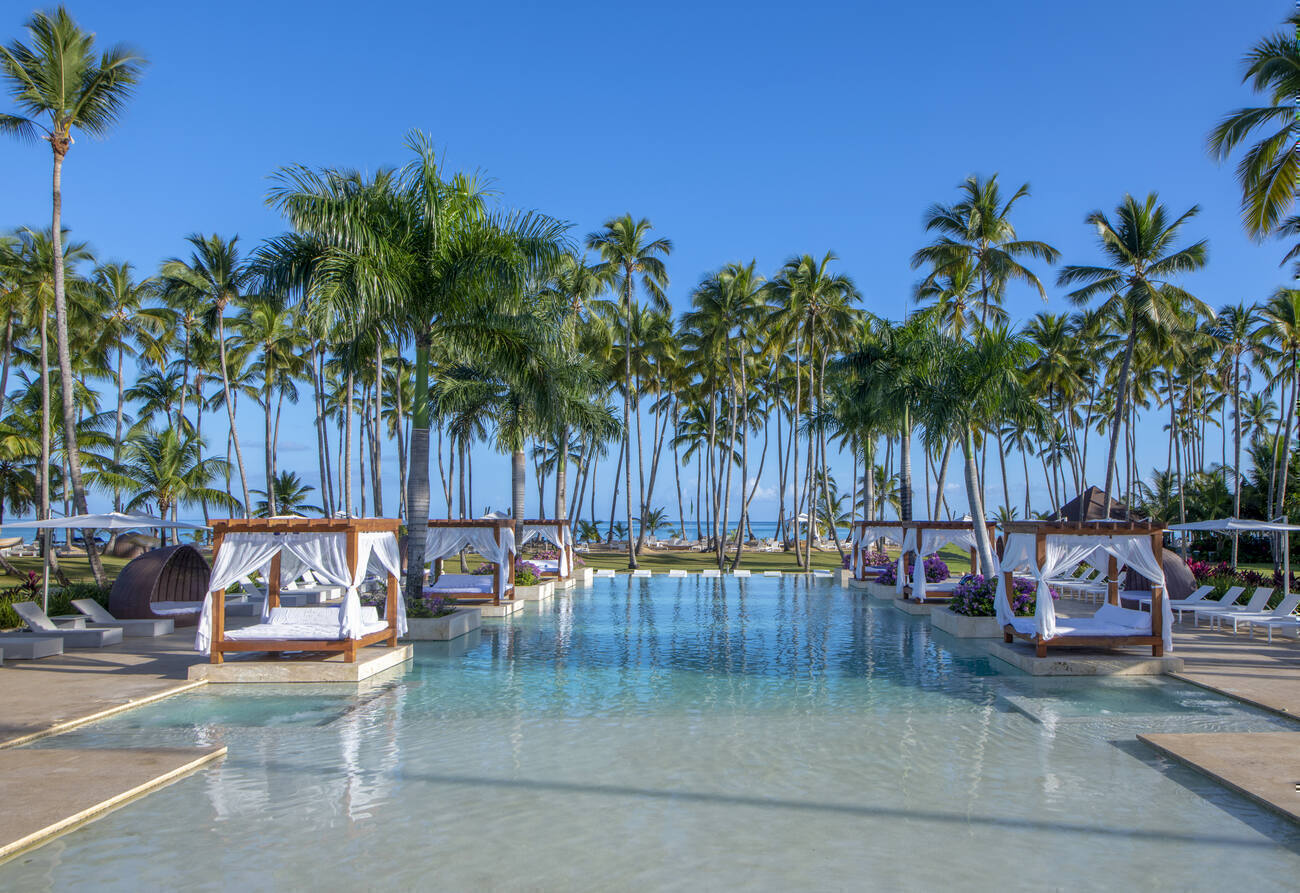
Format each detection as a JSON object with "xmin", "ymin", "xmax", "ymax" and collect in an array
[
  {"xmin": 225, "ymin": 605, "xmax": 387, "ymax": 641},
  {"xmin": 427, "ymin": 574, "xmax": 494, "ymax": 594},
  {"xmin": 1008, "ymin": 605, "xmax": 1152, "ymax": 638}
]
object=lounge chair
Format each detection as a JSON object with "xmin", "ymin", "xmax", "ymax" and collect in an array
[
  {"xmin": 11, "ymin": 601, "xmax": 123, "ymax": 648},
  {"xmin": 701, "ymin": 569, "xmax": 721, "ymax": 578},
  {"xmin": 70, "ymin": 599, "xmax": 174, "ymax": 637},
  {"xmin": 0, "ymin": 635, "xmax": 62, "ymax": 659},
  {"xmin": 732, "ymin": 569, "xmax": 751, "ymax": 577},
  {"xmin": 1122, "ymin": 585, "xmax": 1212, "ymax": 612},
  {"xmin": 1186, "ymin": 586, "xmax": 1272, "ymax": 628},
  {"xmin": 763, "ymin": 570, "xmax": 783, "ymax": 577},
  {"xmin": 593, "ymin": 568, "xmax": 616, "ymax": 578},
  {"xmin": 632, "ymin": 569, "xmax": 652, "ymax": 577},
  {"xmin": 1221, "ymin": 593, "xmax": 1300, "ymax": 636},
  {"xmin": 1171, "ymin": 585, "xmax": 1243, "ymax": 623},
  {"xmin": 668, "ymin": 569, "xmax": 687, "ymax": 577}
]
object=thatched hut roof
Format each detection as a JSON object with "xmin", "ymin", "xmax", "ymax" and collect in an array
[{"xmin": 1052, "ymin": 487, "xmax": 1134, "ymax": 522}]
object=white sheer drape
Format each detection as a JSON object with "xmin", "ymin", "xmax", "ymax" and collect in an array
[
  {"xmin": 196, "ymin": 530, "xmax": 403, "ymax": 653},
  {"xmin": 912, "ymin": 528, "xmax": 978, "ymax": 601},
  {"xmin": 424, "ymin": 525, "xmax": 517, "ymax": 595},
  {"xmin": 521, "ymin": 523, "xmax": 572, "ymax": 576},
  {"xmin": 995, "ymin": 533, "xmax": 1172, "ymax": 650},
  {"xmin": 197, "ymin": 533, "xmax": 282, "ymax": 652},
  {"xmin": 894, "ymin": 528, "xmax": 917, "ymax": 594},
  {"xmin": 852, "ymin": 525, "xmax": 899, "ymax": 576},
  {"xmin": 360, "ymin": 530, "xmax": 406, "ymax": 636}
]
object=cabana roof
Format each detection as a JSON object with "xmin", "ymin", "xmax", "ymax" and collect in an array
[
  {"xmin": 426, "ymin": 517, "xmax": 514, "ymax": 528},
  {"xmin": 1050, "ymin": 487, "xmax": 1134, "ymax": 522},
  {"xmin": 211, "ymin": 517, "xmax": 400, "ymax": 534}
]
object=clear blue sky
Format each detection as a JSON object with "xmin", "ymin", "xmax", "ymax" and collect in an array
[{"xmin": 1, "ymin": 0, "xmax": 1292, "ymax": 521}]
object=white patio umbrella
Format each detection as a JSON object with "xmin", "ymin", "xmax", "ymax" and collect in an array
[
  {"xmin": 26, "ymin": 512, "xmax": 209, "ymax": 612},
  {"xmin": 1168, "ymin": 516, "xmax": 1300, "ymax": 597}
]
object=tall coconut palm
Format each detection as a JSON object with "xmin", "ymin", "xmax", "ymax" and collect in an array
[
  {"xmin": 1207, "ymin": 12, "xmax": 1300, "ymax": 239},
  {"xmin": 0, "ymin": 7, "xmax": 145, "ymax": 585},
  {"xmin": 911, "ymin": 174, "xmax": 1059, "ymax": 331},
  {"xmin": 1058, "ymin": 193, "xmax": 1209, "ymax": 516},
  {"xmin": 269, "ymin": 132, "xmax": 568, "ymax": 602},
  {"xmin": 914, "ymin": 328, "xmax": 1041, "ymax": 571},
  {"xmin": 96, "ymin": 428, "xmax": 237, "ymax": 546},
  {"xmin": 1208, "ymin": 302, "xmax": 1259, "ymax": 561},
  {"xmin": 586, "ymin": 215, "xmax": 671, "ymax": 569},
  {"xmin": 160, "ymin": 234, "xmax": 257, "ymax": 515},
  {"xmin": 1254, "ymin": 289, "xmax": 1300, "ymax": 523},
  {"xmin": 89, "ymin": 262, "xmax": 171, "ymax": 510}
]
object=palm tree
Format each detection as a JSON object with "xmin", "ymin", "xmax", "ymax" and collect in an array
[
  {"xmin": 269, "ymin": 133, "xmax": 568, "ymax": 603},
  {"xmin": 0, "ymin": 7, "xmax": 145, "ymax": 585},
  {"xmin": 914, "ymin": 328, "xmax": 1041, "ymax": 571},
  {"xmin": 96, "ymin": 429, "xmax": 237, "ymax": 546},
  {"xmin": 1208, "ymin": 12, "xmax": 1300, "ymax": 240},
  {"xmin": 1254, "ymin": 289, "xmax": 1300, "ymax": 523},
  {"xmin": 1058, "ymin": 193, "xmax": 1209, "ymax": 517},
  {"xmin": 89, "ymin": 262, "xmax": 171, "ymax": 510},
  {"xmin": 586, "ymin": 215, "xmax": 671, "ymax": 569},
  {"xmin": 252, "ymin": 471, "xmax": 322, "ymax": 517},
  {"xmin": 160, "ymin": 234, "xmax": 257, "ymax": 515},
  {"xmin": 1208, "ymin": 302, "xmax": 1259, "ymax": 561},
  {"xmin": 911, "ymin": 174, "xmax": 1059, "ymax": 330}
]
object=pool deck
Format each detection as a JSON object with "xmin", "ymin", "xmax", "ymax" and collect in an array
[
  {"xmin": 1138, "ymin": 732, "xmax": 1300, "ymax": 823},
  {"xmin": 0, "ymin": 746, "xmax": 226, "ymax": 864}
]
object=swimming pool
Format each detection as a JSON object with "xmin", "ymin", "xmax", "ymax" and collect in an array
[{"xmin": 4, "ymin": 576, "xmax": 1299, "ymax": 891}]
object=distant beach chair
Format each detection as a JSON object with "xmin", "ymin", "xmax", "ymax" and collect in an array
[
  {"xmin": 668, "ymin": 569, "xmax": 687, "ymax": 577},
  {"xmin": 701, "ymin": 569, "xmax": 721, "ymax": 578},
  {"xmin": 732, "ymin": 569, "xmax": 751, "ymax": 577},
  {"xmin": 632, "ymin": 569, "xmax": 652, "ymax": 577},
  {"xmin": 763, "ymin": 571, "xmax": 783, "ymax": 577},
  {"xmin": 11, "ymin": 601, "xmax": 123, "ymax": 648},
  {"xmin": 594, "ymin": 568, "xmax": 616, "ymax": 578},
  {"xmin": 70, "ymin": 599, "xmax": 174, "ymax": 637}
]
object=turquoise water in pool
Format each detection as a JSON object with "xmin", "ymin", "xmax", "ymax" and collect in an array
[{"xmin": 4, "ymin": 577, "xmax": 1300, "ymax": 891}]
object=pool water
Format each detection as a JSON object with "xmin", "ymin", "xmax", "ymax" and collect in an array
[{"xmin": 4, "ymin": 577, "xmax": 1300, "ymax": 891}]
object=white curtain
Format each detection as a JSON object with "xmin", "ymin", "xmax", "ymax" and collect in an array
[
  {"xmin": 361, "ymin": 530, "xmax": 406, "ymax": 636},
  {"xmin": 894, "ymin": 528, "xmax": 917, "ymax": 594},
  {"xmin": 912, "ymin": 528, "xmax": 978, "ymax": 601},
  {"xmin": 424, "ymin": 525, "xmax": 517, "ymax": 595},
  {"xmin": 196, "ymin": 533, "xmax": 282, "ymax": 653},
  {"xmin": 521, "ymin": 523, "xmax": 571, "ymax": 576},
  {"xmin": 851, "ymin": 525, "xmax": 899, "ymax": 577},
  {"xmin": 995, "ymin": 532, "xmax": 1172, "ymax": 649}
]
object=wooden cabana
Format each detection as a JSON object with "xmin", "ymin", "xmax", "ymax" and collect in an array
[
  {"xmin": 198, "ymin": 517, "xmax": 403, "ymax": 664},
  {"xmin": 849, "ymin": 521, "xmax": 906, "ymax": 581},
  {"xmin": 519, "ymin": 519, "xmax": 575, "ymax": 582},
  {"xmin": 998, "ymin": 520, "xmax": 1169, "ymax": 658},
  {"xmin": 424, "ymin": 518, "xmax": 517, "ymax": 606},
  {"xmin": 894, "ymin": 520, "xmax": 998, "ymax": 602},
  {"xmin": 108, "ymin": 544, "xmax": 211, "ymax": 626}
]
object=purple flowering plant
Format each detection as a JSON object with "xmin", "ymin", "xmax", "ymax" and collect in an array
[{"xmin": 948, "ymin": 574, "xmax": 1057, "ymax": 617}]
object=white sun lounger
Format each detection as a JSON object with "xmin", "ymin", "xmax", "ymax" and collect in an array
[
  {"xmin": 1172, "ymin": 586, "xmax": 1243, "ymax": 623},
  {"xmin": 0, "ymin": 635, "xmax": 62, "ymax": 659},
  {"xmin": 594, "ymin": 568, "xmax": 616, "ymax": 578},
  {"xmin": 1221, "ymin": 592, "xmax": 1300, "ymax": 636},
  {"xmin": 668, "ymin": 569, "xmax": 687, "ymax": 577},
  {"xmin": 1187, "ymin": 587, "xmax": 1272, "ymax": 627},
  {"xmin": 70, "ymin": 599, "xmax": 174, "ymax": 637},
  {"xmin": 732, "ymin": 569, "xmax": 751, "ymax": 577},
  {"xmin": 632, "ymin": 569, "xmax": 652, "ymax": 577},
  {"xmin": 763, "ymin": 570, "xmax": 783, "ymax": 577},
  {"xmin": 12, "ymin": 601, "xmax": 123, "ymax": 648},
  {"xmin": 701, "ymin": 569, "xmax": 722, "ymax": 578}
]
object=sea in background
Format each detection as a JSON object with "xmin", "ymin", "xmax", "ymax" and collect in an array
[{"xmin": 0, "ymin": 518, "xmax": 853, "ymax": 544}]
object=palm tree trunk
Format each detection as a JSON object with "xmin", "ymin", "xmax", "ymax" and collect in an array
[
  {"xmin": 38, "ymin": 311, "xmax": 49, "ymax": 525},
  {"xmin": 1232, "ymin": 353, "xmax": 1242, "ymax": 564},
  {"xmin": 264, "ymin": 371, "xmax": 276, "ymax": 515},
  {"xmin": 1101, "ymin": 326, "xmax": 1138, "ymax": 518},
  {"xmin": 403, "ymin": 339, "xmax": 433, "ymax": 604},
  {"xmin": 1277, "ymin": 352, "xmax": 1298, "ymax": 522},
  {"xmin": 899, "ymin": 408, "xmax": 914, "ymax": 523},
  {"xmin": 216, "ymin": 313, "xmax": 252, "ymax": 516},
  {"xmin": 48, "ymin": 147, "xmax": 106, "ymax": 585},
  {"xmin": 555, "ymin": 426, "xmax": 569, "ymax": 519},
  {"xmin": 932, "ymin": 441, "xmax": 952, "ymax": 518},
  {"xmin": 622, "ymin": 277, "xmax": 637, "ymax": 569},
  {"xmin": 373, "ymin": 343, "xmax": 384, "ymax": 516},
  {"xmin": 512, "ymin": 447, "xmax": 526, "ymax": 543},
  {"xmin": 718, "ymin": 359, "xmax": 738, "ymax": 569},
  {"xmin": 113, "ymin": 346, "xmax": 125, "ymax": 512},
  {"xmin": 962, "ymin": 428, "xmax": 995, "ymax": 572},
  {"xmin": 792, "ymin": 334, "xmax": 803, "ymax": 562},
  {"xmin": 0, "ymin": 312, "xmax": 13, "ymax": 415},
  {"xmin": 344, "ymin": 368, "xmax": 355, "ymax": 516},
  {"xmin": 313, "ymin": 352, "xmax": 330, "ymax": 516},
  {"xmin": 607, "ymin": 436, "xmax": 624, "ymax": 542}
]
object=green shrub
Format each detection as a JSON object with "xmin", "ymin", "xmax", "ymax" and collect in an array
[{"xmin": 0, "ymin": 576, "xmax": 111, "ymax": 630}]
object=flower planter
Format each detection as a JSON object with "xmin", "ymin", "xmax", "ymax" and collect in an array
[
  {"xmin": 404, "ymin": 607, "xmax": 481, "ymax": 640},
  {"xmin": 867, "ymin": 581, "xmax": 900, "ymax": 600},
  {"xmin": 838, "ymin": 569, "xmax": 853, "ymax": 587},
  {"xmin": 515, "ymin": 580, "xmax": 556, "ymax": 602},
  {"xmin": 928, "ymin": 605, "xmax": 1004, "ymax": 638}
]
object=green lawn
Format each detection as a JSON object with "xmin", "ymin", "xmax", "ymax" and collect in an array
[
  {"xmin": 572, "ymin": 544, "xmax": 975, "ymax": 575},
  {"xmin": 1, "ymin": 554, "xmax": 132, "ymax": 587}
]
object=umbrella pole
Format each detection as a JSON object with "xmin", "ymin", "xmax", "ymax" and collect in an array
[{"xmin": 1286, "ymin": 518, "xmax": 1291, "ymax": 599}]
